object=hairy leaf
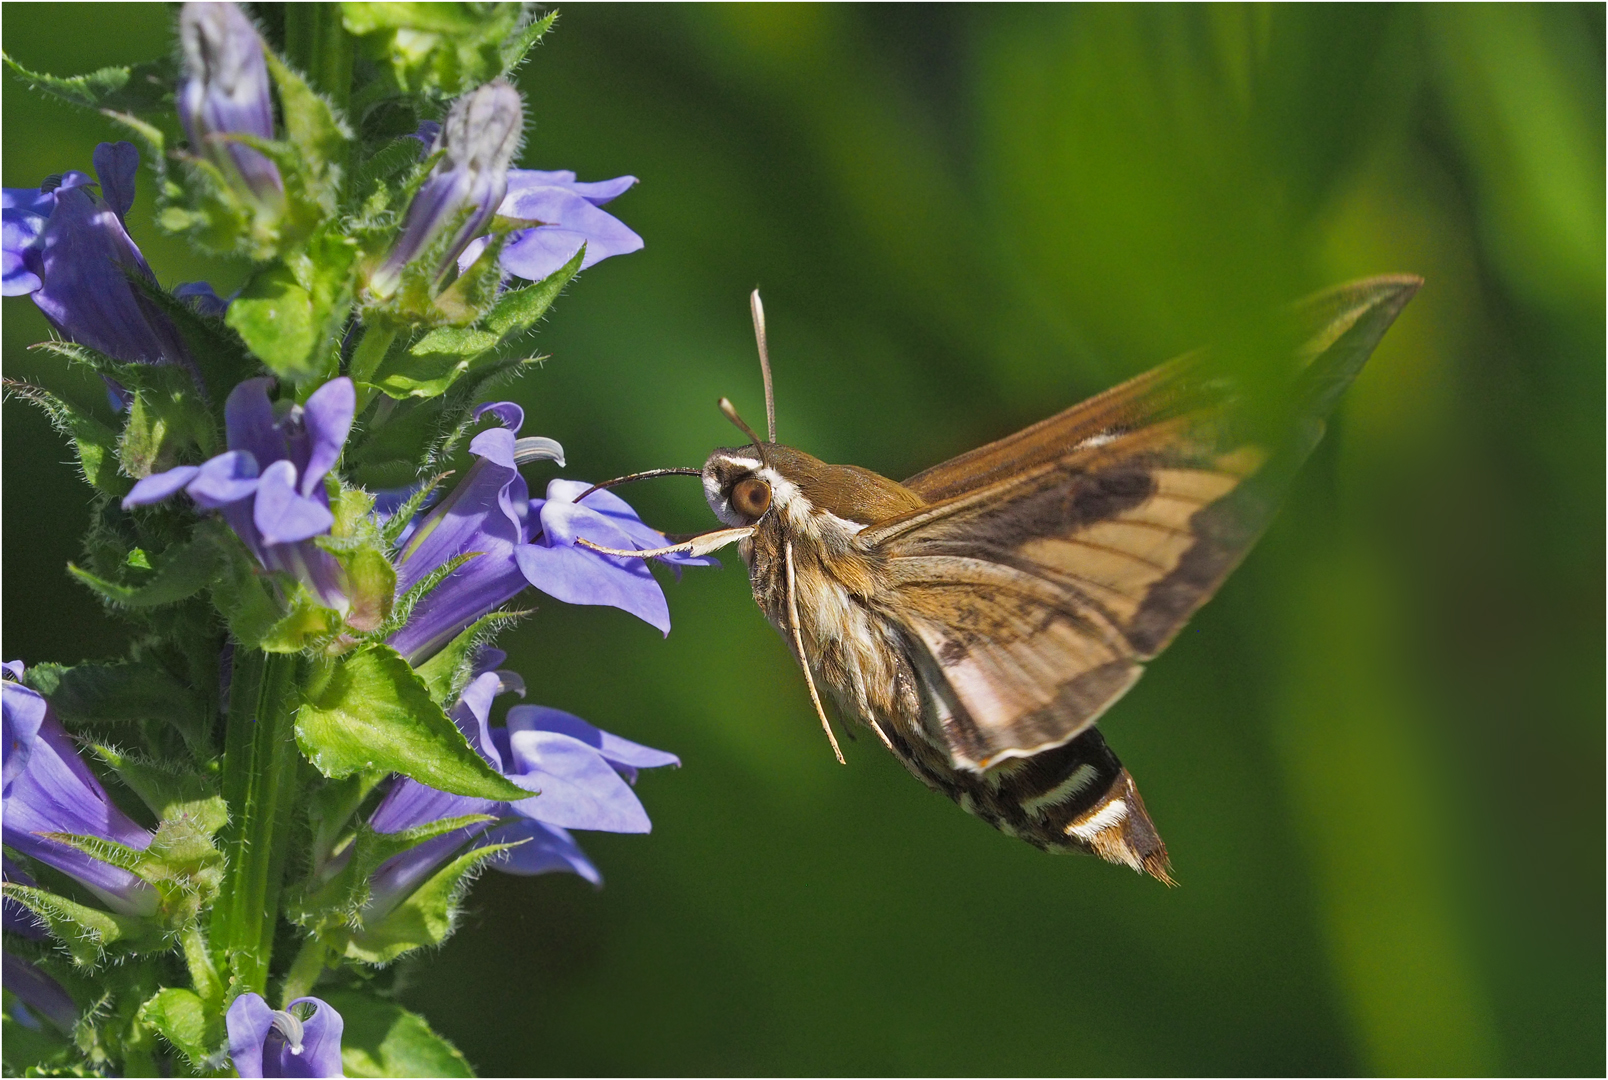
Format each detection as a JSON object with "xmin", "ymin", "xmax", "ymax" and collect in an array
[
  {"xmin": 323, "ymin": 990, "xmax": 474, "ymax": 1078},
  {"xmin": 295, "ymin": 645, "xmax": 528, "ymax": 800}
]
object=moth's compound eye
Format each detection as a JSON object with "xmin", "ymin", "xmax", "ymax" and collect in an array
[{"xmin": 731, "ymin": 476, "xmax": 772, "ymax": 518}]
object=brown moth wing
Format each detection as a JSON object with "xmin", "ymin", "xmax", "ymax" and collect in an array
[{"xmin": 865, "ymin": 275, "xmax": 1422, "ymax": 771}]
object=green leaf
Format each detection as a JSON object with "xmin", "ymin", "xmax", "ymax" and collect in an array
[
  {"xmin": 67, "ymin": 534, "xmax": 220, "ymax": 609},
  {"xmin": 207, "ymin": 527, "xmax": 343, "ymax": 652},
  {"xmin": 24, "ymin": 660, "xmax": 209, "ymax": 748},
  {"xmin": 138, "ymin": 988, "xmax": 210, "ymax": 1065},
  {"xmin": 265, "ymin": 50, "xmax": 351, "ymax": 193},
  {"xmin": 87, "ymin": 745, "xmax": 228, "ymax": 836},
  {"xmin": 1, "ymin": 378, "xmax": 127, "ymax": 496},
  {"xmin": 344, "ymin": 842, "xmax": 512, "ymax": 964},
  {"xmin": 501, "ymin": 10, "xmax": 557, "ymax": 73},
  {"xmin": 227, "ymin": 263, "xmax": 319, "ymax": 378},
  {"xmin": 1, "ymin": 885, "xmax": 161, "ymax": 967},
  {"xmin": 295, "ymin": 645, "xmax": 529, "ymax": 800},
  {"xmin": 484, "ymin": 245, "xmax": 584, "ymax": 342},
  {"xmin": 322, "ymin": 990, "xmax": 474, "ymax": 1078},
  {"xmin": 2, "ymin": 53, "xmax": 176, "ymax": 115}
]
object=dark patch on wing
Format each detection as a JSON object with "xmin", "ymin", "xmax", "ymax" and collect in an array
[
  {"xmin": 937, "ymin": 638, "xmax": 969, "ymax": 665},
  {"xmin": 977, "ymin": 466, "xmax": 1157, "ymax": 544}
]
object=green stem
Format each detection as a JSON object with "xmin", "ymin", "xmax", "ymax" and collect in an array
[
  {"xmin": 284, "ymin": 4, "xmax": 354, "ymax": 117},
  {"xmin": 280, "ymin": 932, "xmax": 341, "ymax": 1007},
  {"xmin": 349, "ymin": 322, "xmax": 398, "ymax": 413},
  {"xmin": 211, "ymin": 650, "xmax": 302, "ymax": 995}
]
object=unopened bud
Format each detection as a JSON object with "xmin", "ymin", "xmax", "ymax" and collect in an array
[
  {"xmin": 178, "ymin": 2, "xmax": 283, "ymax": 207},
  {"xmin": 368, "ymin": 80, "xmax": 524, "ymax": 299}
]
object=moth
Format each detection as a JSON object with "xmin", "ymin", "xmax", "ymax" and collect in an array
[{"xmin": 581, "ymin": 276, "xmax": 1420, "ymax": 882}]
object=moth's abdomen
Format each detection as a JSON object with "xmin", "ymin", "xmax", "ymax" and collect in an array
[{"xmin": 884, "ymin": 720, "xmax": 1174, "ymax": 883}]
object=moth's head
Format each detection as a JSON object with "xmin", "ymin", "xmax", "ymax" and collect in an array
[
  {"xmin": 702, "ymin": 448, "xmax": 771, "ymax": 526},
  {"xmin": 702, "ymin": 443, "xmax": 834, "ymax": 528}
]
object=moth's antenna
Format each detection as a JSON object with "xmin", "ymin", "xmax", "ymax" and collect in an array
[
  {"xmin": 718, "ymin": 397, "xmax": 768, "ymax": 465},
  {"xmin": 784, "ymin": 538, "xmax": 846, "ymax": 765},
  {"xmin": 750, "ymin": 289, "xmax": 776, "ymax": 443},
  {"xmin": 573, "ymin": 468, "xmax": 704, "ymax": 505}
]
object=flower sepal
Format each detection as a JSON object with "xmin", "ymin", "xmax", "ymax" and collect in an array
[
  {"xmin": 358, "ymin": 244, "xmax": 584, "ymax": 404},
  {"xmin": 0, "ymin": 883, "xmax": 166, "ymax": 968},
  {"xmin": 208, "ymin": 531, "xmax": 345, "ymax": 653},
  {"xmin": 342, "ymin": 838, "xmax": 517, "ymax": 965},
  {"xmin": 284, "ymin": 810, "xmax": 496, "ymax": 935}
]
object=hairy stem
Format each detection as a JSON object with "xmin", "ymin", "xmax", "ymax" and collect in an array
[{"xmin": 211, "ymin": 649, "xmax": 302, "ymax": 994}]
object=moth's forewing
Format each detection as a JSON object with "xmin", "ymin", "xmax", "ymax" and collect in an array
[{"xmin": 867, "ymin": 275, "xmax": 1421, "ymax": 772}]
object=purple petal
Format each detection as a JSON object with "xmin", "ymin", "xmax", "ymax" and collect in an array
[
  {"xmin": 91, "ymin": 141, "xmax": 140, "ymax": 222},
  {"xmin": 2, "ymin": 953, "xmax": 77, "ymax": 1032},
  {"xmin": 490, "ymin": 186, "xmax": 643, "ymax": 281},
  {"xmin": 506, "ymin": 168, "xmax": 637, "ymax": 206},
  {"xmin": 1, "ymin": 711, "xmax": 156, "ymax": 916},
  {"xmin": 505, "ymin": 705, "xmax": 679, "ymax": 771},
  {"xmin": 299, "ymin": 377, "xmax": 354, "ymax": 497},
  {"xmin": 472, "ymin": 400, "xmax": 524, "ymax": 433},
  {"xmin": 225, "ymin": 378, "xmax": 285, "ymax": 468},
  {"xmin": 366, "ymin": 778, "xmax": 493, "ymax": 916},
  {"xmin": 546, "ymin": 479, "xmax": 718, "ymax": 569},
  {"xmin": 452, "ymin": 671, "xmax": 505, "ymax": 772},
  {"xmin": 226, "ymin": 993, "xmax": 275, "ymax": 1078},
  {"xmin": 185, "ymin": 450, "xmax": 261, "ymax": 509},
  {"xmin": 1, "ymin": 192, "xmax": 48, "ymax": 296},
  {"xmin": 32, "ymin": 186, "xmax": 186, "ymax": 365},
  {"xmin": 386, "ymin": 551, "xmax": 526, "ymax": 665},
  {"xmin": 482, "ymin": 819, "xmax": 601, "ymax": 884},
  {"xmin": 504, "ymin": 729, "xmax": 652, "ymax": 833},
  {"xmin": 515, "ymin": 540, "xmax": 669, "ymax": 636},
  {"xmin": 121, "ymin": 465, "xmax": 202, "ymax": 509},
  {"xmin": 3, "ymin": 679, "xmax": 47, "ymax": 797},
  {"xmin": 466, "ymin": 425, "xmax": 518, "ymax": 470},
  {"xmin": 282, "ymin": 997, "xmax": 345, "ymax": 1079},
  {"xmin": 253, "ymin": 460, "xmax": 333, "ymax": 545},
  {"xmin": 173, "ymin": 280, "xmax": 230, "ymax": 316}
]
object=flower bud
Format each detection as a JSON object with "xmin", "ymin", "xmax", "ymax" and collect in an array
[
  {"xmin": 178, "ymin": 2, "xmax": 284, "ymax": 209},
  {"xmin": 368, "ymin": 79, "xmax": 524, "ymax": 299}
]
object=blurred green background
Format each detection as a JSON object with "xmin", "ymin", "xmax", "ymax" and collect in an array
[{"xmin": 4, "ymin": 3, "xmax": 1603, "ymax": 1075}]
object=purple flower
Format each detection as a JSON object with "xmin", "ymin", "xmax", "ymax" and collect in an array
[
  {"xmin": 1, "ymin": 665, "xmax": 157, "ymax": 918},
  {"xmin": 388, "ymin": 403, "xmax": 700, "ymax": 663},
  {"xmin": 456, "ymin": 168, "xmax": 643, "ymax": 283},
  {"xmin": 363, "ymin": 663, "xmax": 678, "ymax": 910},
  {"xmin": 179, "ymin": 2, "xmax": 283, "ymax": 208},
  {"xmin": 122, "ymin": 377, "xmax": 355, "ymax": 611},
  {"xmin": 173, "ymin": 280, "xmax": 231, "ymax": 316},
  {"xmin": 1, "ymin": 953, "xmax": 77, "ymax": 1033},
  {"xmin": 2, "ymin": 142, "xmax": 192, "ymax": 367},
  {"xmin": 368, "ymin": 80, "xmax": 523, "ymax": 299},
  {"xmin": 227, "ymin": 992, "xmax": 344, "ymax": 1079}
]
